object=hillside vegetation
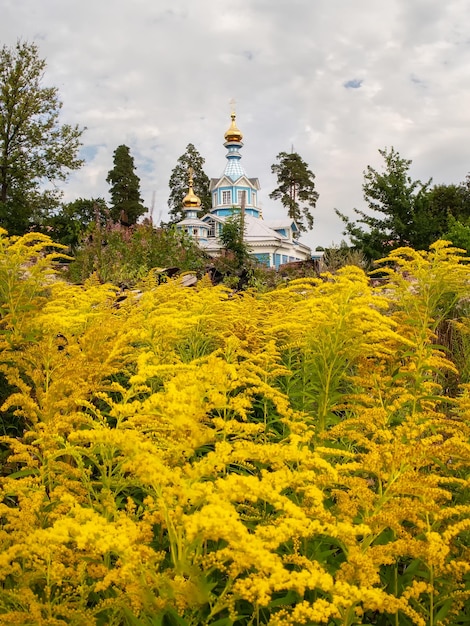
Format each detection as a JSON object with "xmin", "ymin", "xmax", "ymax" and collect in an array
[{"xmin": 1, "ymin": 230, "xmax": 470, "ymax": 625}]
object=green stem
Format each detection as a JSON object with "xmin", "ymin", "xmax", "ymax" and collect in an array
[
  {"xmin": 342, "ymin": 604, "xmax": 356, "ymax": 626},
  {"xmin": 429, "ymin": 563, "xmax": 434, "ymax": 626},
  {"xmin": 394, "ymin": 563, "xmax": 399, "ymax": 626}
]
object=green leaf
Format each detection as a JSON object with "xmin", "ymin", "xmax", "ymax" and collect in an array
[
  {"xmin": 6, "ymin": 467, "xmax": 40, "ymax": 479},
  {"xmin": 268, "ymin": 589, "xmax": 299, "ymax": 608},
  {"xmin": 434, "ymin": 597, "xmax": 454, "ymax": 623}
]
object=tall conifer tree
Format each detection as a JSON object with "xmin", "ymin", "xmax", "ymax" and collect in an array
[
  {"xmin": 106, "ymin": 145, "xmax": 146, "ymax": 226},
  {"xmin": 168, "ymin": 143, "xmax": 211, "ymax": 222},
  {"xmin": 270, "ymin": 151, "xmax": 319, "ymax": 235}
]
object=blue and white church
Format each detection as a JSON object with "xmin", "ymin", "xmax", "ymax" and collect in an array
[{"xmin": 176, "ymin": 113, "xmax": 312, "ymax": 268}]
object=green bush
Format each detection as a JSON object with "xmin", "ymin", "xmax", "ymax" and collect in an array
[{"xmin": 67, "ymin": 221, "xmax": 208, "ymax": 286}]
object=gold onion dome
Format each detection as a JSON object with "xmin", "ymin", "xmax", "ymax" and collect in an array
[
  {"xmin": 224, "ymin": 112, "xmax": 243, "ymax": 143},
  {"xmin": 183, "ymin": 168, "xmax": 201, "ymax": 208}
]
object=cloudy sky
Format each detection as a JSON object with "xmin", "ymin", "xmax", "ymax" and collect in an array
[{"xmin": 3, "ymin": 0, "xmax": 470, "ymax": 249}]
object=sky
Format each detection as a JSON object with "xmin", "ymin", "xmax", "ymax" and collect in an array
[{"xmin": 2, "ymin": 0, "xmax": 470, "ymax": 250}]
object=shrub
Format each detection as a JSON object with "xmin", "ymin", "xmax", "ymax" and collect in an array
[
  {"xmin": 67, "ymin": 221, "xmax": 208, "ymax": 286},
  {"xmin": 1, "ymin": 235, "xmax": 470, "ymax": 625}
]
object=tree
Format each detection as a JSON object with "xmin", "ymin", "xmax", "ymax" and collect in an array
[
  {"xmin": 270, "ymin": 151, "xmax": 319, "ymax": 236},
  {"xmin": 0, "ymin": 40, "xmax": 84, "ymax": 235},
  {"xmin": 168, "ymin": 143, "xmax": 211, "ymax": 222},
  {"xmin": 336, "ymin": 147, "xmax": 432, "ymax": 260},
  {"xmin": 106, "ymin": 145, "xmax": 146, "ymax": 226},
  {"xmin": 44, "ymin": 197, "xmax": 109, "ymax": 249},
  {"xmin": 443, "ymin": 216, "xmax": 470, "ymax": 254},
  {"xmin": 426, "ymin": 182, "xmax": 470, "ymax": 230},
  {"xmin": 438, "ymin": 179, "xmax": 470, "ymax": 254},
  {"xmin": 220, "ymin": 212, "xmax": 250, "ymax": 268}
]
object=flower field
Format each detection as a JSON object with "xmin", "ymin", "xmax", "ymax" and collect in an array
[{"xmin": 1, "ymin": 230, "xmax": 470, "ymax": 625}]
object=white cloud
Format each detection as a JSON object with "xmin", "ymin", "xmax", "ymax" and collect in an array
[{"xmin": 2, "ymin": 0, "xmax": 470, "ymax": 250}]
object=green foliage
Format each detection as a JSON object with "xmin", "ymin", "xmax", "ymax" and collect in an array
[
  {"xmin": 409, "ymin": 182, "xmax": 470, "ymax": 253},
  {"xmin": 2, "ymin": 235, "xmax": 470, "ymax": 624},
  {"xmin": 106, "ymin": 145, "xmax": 146, "ymax": 226},
  {"xmin": 44, "ymin": 197, "xmax": 109, "ymax": 250},
  {"xmin": 321, "ymin": 241, "xmax": 370, "ymax": 273},
  {"xmin": 426, "ymin": 182, "xmax": 470, "ymax": 230},
  {"xmin": 0, "ymin": 40, "xmax": 84, "ymax": 234},
  {"xmin": 336, "ymin": 148, "xmax": 470, "ymax": 261},
  {"xmin": 219, "ymin": 212, "xmax": 251, "ymax": 269},
  {"xmin": 0, "ymin": 229, "xmax": 69, "ymax": 434},
  {"xmin": 336, "ymin": 147, "xmax": 432, "ymax": 259},
  {"xmin": 270, "ymin": 151, "xmax": 319, "ymax": 235},
  {"xmin": 444, "ymin": 215, "xmax": 470, "ymax": 254},
  {"xmin": 0, "ymin": 228, "xmax": 69, "ymax": 339},
  {"xmin": 168, "ymin": 143, "xmax": 211, "ymax": 222},
  {"xmin": 67, "ymin": 221, "xmax": 208, "ymax": 286}
]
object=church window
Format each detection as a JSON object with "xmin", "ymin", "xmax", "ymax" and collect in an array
[
  {"xmin": 207, "ymin": 219, "xmax": 215, "ymax": 237},
  {"xmin": 237, "ymin": 190, "xmax": 247, "ymax": 205},
  {"xmin": 222, "ymin": 190, "xmax": 231, "ymax": 204},
  {"xmin": 252, "ymin": 192, "xmax": 256, "ymax": 206}
]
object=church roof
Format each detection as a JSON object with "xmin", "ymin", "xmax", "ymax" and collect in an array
[
  {"xmin": 223, "ymin": 153, "xmax": 245, "ymax": 181},
  {"xmin": 265, "ymin": 219, "xmax": 299, "ymax": 231},
  {"xmin": 209, "ymin": 176, "xmax": 260, "ymax": 191},
  {"xmin": 200, "ymin": 238, "xmax": 222, "ymax": 251},
  {"xmin": 243, "ymin": 215, "xmax": 288, "ymax": 242},
  {"xmin": 178, "ymin": 217, "xmax": 208, "ymax": 227},
  {"xmin": 201, "ymin": 213, "xmax": 225, "ymax": 223}
]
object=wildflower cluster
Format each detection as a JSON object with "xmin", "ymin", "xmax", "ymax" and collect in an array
[{"xmin": 1, "ymin": 231, "xmax": 470, "ymax": 625}]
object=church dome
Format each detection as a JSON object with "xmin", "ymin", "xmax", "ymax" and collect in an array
[
  {"xmin": 183, "ymin": 169, "xmax": 201, "ymax": 208},
  {"xmin": 183, "ymin": 187, "xmax": 201, "ymax": 208},
  {"xmin": 224, "ymin": 112, "xmax": 243, "ymax": 143}
]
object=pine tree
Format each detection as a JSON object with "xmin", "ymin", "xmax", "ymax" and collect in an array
[
  {"xmin": 106, "ymin": 145, "xmax": 146, "ymax": 226},
  {"xmin": 270, "ymin": 151, "xmax": 319, "ymax": 235},
  {"xmin": 0, "ymin": 40, "xmax": 84, "ymax": 235},
  {"xmin": 168, "ymin": 143, "xmax": 211, "ymax": 222}
]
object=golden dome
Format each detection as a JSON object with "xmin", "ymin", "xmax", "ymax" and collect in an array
[
  {"xmin": 224, "ymin": 112, "xmax": 243, "ymax": 143},
  {"xmin": 182, "ymin": 168, "xmax": 201, "ymax": 208}
]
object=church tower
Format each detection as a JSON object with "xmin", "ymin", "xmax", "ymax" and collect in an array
[
  {"xmin": 208, "ymin": 112, "xmax": 261, "ymax": 218},
  {"xmin": 175, "ymin": 168, "xmax": 209, "ymax": 241}
]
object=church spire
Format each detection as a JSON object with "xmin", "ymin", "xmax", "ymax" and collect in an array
[
  {"xmin": 209, "ymin": 110, "xmax": 260, "ymax": 218},
  {"xmin": 223, "ymin": 110, "xmax": 246, "ymax": 181},
  {"xmin": 182, "ymin": 167, "xmax": 201, "ymax": 210}
]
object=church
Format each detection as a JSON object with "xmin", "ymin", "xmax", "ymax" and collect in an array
[{"xmin": 176, "ymin": 113, "xmax": 312, "ymax": 269}]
